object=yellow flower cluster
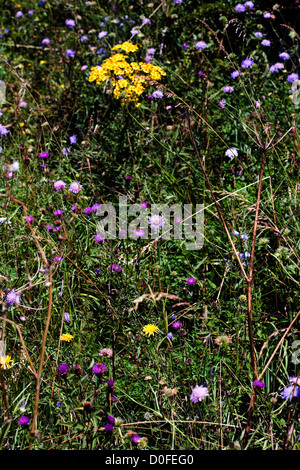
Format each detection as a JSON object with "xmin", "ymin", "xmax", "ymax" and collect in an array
[{"xmin": 88, "ymin": 42, "xmax": 166, "ymax": 107}]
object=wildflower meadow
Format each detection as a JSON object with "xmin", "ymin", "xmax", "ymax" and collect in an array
[{"xmin": 0, "ymin": 0, "xmax": 300, "ymax": 454}]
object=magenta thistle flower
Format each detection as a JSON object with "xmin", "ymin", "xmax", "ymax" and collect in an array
[
  {"xmin": 253, "ymin": 380, "xmax": 266, "ymax": 388},
  {"xmin": 18, "ymin": 416, "xmax": 30, "ymax": 426},
  {"xmin": 94, "ymin": 234, "xmax": 105, "ymax": 243},
  {"xmin": 172, "ymin": 321, "xmax": 182, "ymax": 330},
  {"xmin": 25, "ymin": 216, "xmax": 33, "ymax": 223},
  {"xmin": 54, "ymin": 209, "xmax": 63, "ymax": 216},
  {"xmin": 106, "ymin": 415, "xmax": 115, "ymax": 425},
  {"xmin": 92, "ymin": 363, "xmax": 107, "ymax": 375},
  {"xmin": 39, "ymin": 151, "xmax": 49, "ymax": 159},
  {"xmin": 133, "ymin": 228, "xmax": 145, "ymax": 238},
  {"xmin": 58, "ymin": 363, "xmax": 69, "ymax": 376},
  {"xmin": 105, "ymin": 423, "xmax": 114, "ymax": 432},
  {"xmin": 190, "ymin": 384, "xmax": 209, "ymax": 403},
  {"xmin": 132, "ymin": 435, "xmax": 141, "ymax": 444},
  {"xmin": 186, "ymin": 277, "xmax": 196, "ymax": 285}
]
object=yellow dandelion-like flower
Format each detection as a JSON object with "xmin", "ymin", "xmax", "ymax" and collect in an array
[
  {"xmin": 60, "ymin": 333, "xmax": 74, "ymax": 342},
  {"xmin": 0, "ymin": 355, "xmax": 13, "ymax": 369},
  {"xmin": 142, "ymin": 324, "xmax": 159, "ymax": 337}
]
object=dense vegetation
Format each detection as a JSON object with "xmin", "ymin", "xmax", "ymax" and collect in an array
[{"xmin": 0, "ymin": 0, "xmax": 299, "ymax": 451}]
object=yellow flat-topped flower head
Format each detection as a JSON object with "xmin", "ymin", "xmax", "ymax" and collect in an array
[
  {"xmin": 88, "ymin": 41, "xmax": 166, "ymax": 107},
  {"xmin": 60, "ymin": 333, "xmax": 74, "ymax": 342},
  {"xmin": 142, "ymin": 324, "xmax": 159, "ymax": 337}
]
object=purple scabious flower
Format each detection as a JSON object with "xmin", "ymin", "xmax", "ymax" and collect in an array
[
  {"xmin": 152, "ymin": 90, "xmax": 164, "ymax": 99},
  {"xmin": 70, "ymin": 134, "xmax": 77, "ymax": 144},
  {"xmin": 232, "ymin": 229, "xmax": 239, "ymax": 236},
  {"xmin": 65, "ymin": 19, "xmax": 76, "ymax": 28},
  {"xmin": 182, "ymin": 42, "xmax": 189, "ymax": 50},
  {"xmin": 269, "ymin": 63, "xmax": 284, "ymax": 73},
  {"xmin": 253, "ymin": 380, "xmax": 266, "ymax": 388},
  {"xmin": 18, "ymin": 416, "xmax": 30, "ymax": 426},
  {"xmin": 195, "ymin": 40, "xmax": 207, "ymax": 50},
  {"xmin": 92, "ymin": 363, "xmax": 107, "ymax": 375},
  {"xmin": 58, "ymin": 363, "xmax": 69, "ymax": 376},
  {"xmin": 54, "ymin": 180, "xmax": 66, "ymax": 191},
  {"xmin": 39, "ymin": 151, "xmax": 49, "ymax": 159},
  {"xmin": 5, "ymin": 289, "xmax": 21, "ymax": 306},
  {"xmin": 142, "ymin": 18, "xmax": 151, "ymax": 25},
  {"xmin": 172, "ymin": 321, "xmax": 182, "ymax": 330},
  {"xmin": 281, "ymin": 385, "xmax": 300, "ymax": 401},
  {"xmin": 263, "ymin": 12, "xmax": 271, "ymax": 18},
  {"xmin": 133, "ymin": 228, "xmax": 145, "ymax": 238},
  {"xmin": 94, "ymin": 234, "xmax": 105, "ymax": 243},
  {"xmin": 63, "ymin": 312, "xmax": 71, "ymax": 323},
  {"xmin": 148, "ymin": 214, "xmax": 164, "ymax": 231},
  {"xmin": 167, "ymin": 332, "xmax": 173, "ymax": 340},
  {"xmin": 254, "ymin": 31, "xmax": 263, "ymax": 38},
  {"xmin": 287, "ymin": 73, "xmax": 299, "ymax": 83},
  {"xmin": 81, "ymin": 65, "xmax": 88, "ymax": 71},
  {"xmin": 147, "ymin": 48, "xmax": 156, "ymax": 55},
  {"xmin": 186, "ymin": 277, "xmax": 196, "ymax": 285},
  {"xmin": 65, "ymin": 49, "xmax": 75, "ymax": 58},
  {"xmin": 42, "ymin": 38, "xmax": 50, "ymax": 46},
  {"xmin": 16, "ymin": 11, "xmax": 23, "ymax": 18},
  {"xmin": 69, "ymin": 181, "xmax": 82, "ymax": 193},
  {"xmin": 19, "ymin": 101, "xmax": 27, "ymax": 107},
  {"xmin": 91, "ymin": 203, "xmax": 101, "ymax": 212},
  {"xmin": 225, "ymin": 147, "xmax": 238, "ymax": 158},
  {"xmin": 190, "ymin": 385, "xmax": 209, "ymax": 403},
  {"xmin": 231, "ymin": 70, "xmax": 240, "ymax": 79},
  {"xmin": 62, "ymin": 147, "xmax": 71, "ymax": 156},
  {"xmin": 0, "ymin": 124, "xmax": 9, "ymax": 136},
  {"xmin": 279, "ymin": 52, "xmax": 289, "ymax": 61},
  {"xmin": 241, "ymin": 233, "xmax": 248, "ymax": 241},
  {"xmin": 80, "ymin": 35, "xmax": 88, "ymax": 42},
  {"xmin": 244, "ymin": 1, "xmax": 254, "ymax": 8},
  {"xmin": 289, "ymin": 376, "xmax": 300, "ymax": 386},
  {"xmin": 235, "ymin": 3, "xmax": 246, "ymax": 13},
  {"xmin": 261, "ymin": 39, "xmax": 271, "ymax": 47},
  {"xmin": 98, "ymin": 31, "xmax": 108, "ymax": 39},
  {"xmin": 223, "ymin": 86, "xmax": 234, "ymax": 93},
  {"xmin": 217, "ymin": 99, "xmax": 226, "ymax": 109},
  {"xmin": 241, "ymin": 58, "xmax": 254, "ymax": 69}
]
